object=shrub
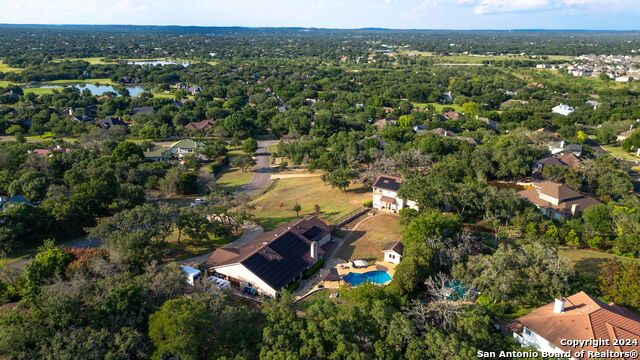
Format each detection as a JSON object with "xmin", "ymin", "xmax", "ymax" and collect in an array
[
  {"xmin": 286, "ymin": 281, "xmax": 300, "ymax": 292},
  {"xmin": 302, "ymin": 259, "xmax": 325, "ymax": 279},
  {"xmin": 363, "ymin": 199, "xmax": 373, "ymax": 208}
]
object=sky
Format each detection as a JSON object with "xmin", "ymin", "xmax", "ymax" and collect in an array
[{"xmin": 1, "ymin": 0, "xmax": 640, "ymax": 30}]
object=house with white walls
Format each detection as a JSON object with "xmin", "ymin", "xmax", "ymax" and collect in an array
[
  {"xmin": 382, "ymin": 241, "xmax": 403, "ymax": 264},
  {"xmin": 372, "ymin": 175, "xmax": 418, "ymax": 212},
  {"xmin": 510, "ymin": 291, "xmax": 640, "ymax": 359},
  {"xmin": 206, "ymin": 217, "xmax": 332, "ymax": 297}
]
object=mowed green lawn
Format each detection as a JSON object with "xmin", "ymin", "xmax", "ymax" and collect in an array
[
  {"xmin": 600, "ymin": 144, "xmax": 639, "ymax": 162},
  {"xmin": 43, "ymin": 78, "xmax": 118, "ymax": 85},
  {"xmin": 23, "ymin": 87, "xmax": 63, "ymax": 95},
  {"xmin": 412, "ymin": 102, "xmax": 464, "ymax": 112},
  {"xmin": 558, "ymin": 247, "xmax": 640, "ymax": 274},
  {"xmin": 335, "ymin": 214, "xmax": 402, "ymax": 262},
  {"xmin": 252, "ymin": 176, "xmax": 370, "ymax": 231},
  {"xmin": 215, "ymin": 167, "xmax": 253, "ymax": 192}
]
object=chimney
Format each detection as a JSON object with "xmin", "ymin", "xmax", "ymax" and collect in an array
[
  {"xmin": 571, "ymin": 204, "xmax": 580, "ymax": 217},
  {"xmin": 310, "ymin": 242, "xmax": 318, "ymax": 261},
  {"xmin": 560, "ymin": 140, "xmax": 565, "ymax": 149},
  {"xmin": 554, "ymin": 298, "xmax": 566, "ymax": 313}
]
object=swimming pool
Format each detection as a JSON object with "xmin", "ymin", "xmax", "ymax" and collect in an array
[{"xmin": 343, "ymin": 271, "xmax": 392, "ymax": 286}]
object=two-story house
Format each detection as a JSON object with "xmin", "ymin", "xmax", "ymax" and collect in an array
[
  {"xmin": 518, "ymin": 181, "xmax": 600, "ymax": 220},
  {"xmin": 372, "ymin": 175, "xmax": 418, "ymax": 212}
]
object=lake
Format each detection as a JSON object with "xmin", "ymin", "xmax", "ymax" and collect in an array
[{"xmin": 38, "ymin": 84, "xmax": 147, "ymax": 96}]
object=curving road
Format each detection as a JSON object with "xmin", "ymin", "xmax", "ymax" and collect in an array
[{"xmin": 239, "ymin": 140, "xmax": 279, "ymax": 194}]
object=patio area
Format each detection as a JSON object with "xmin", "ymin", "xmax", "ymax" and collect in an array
[{"xmin": 295, "ymin": 257, "xmax": 397, "ymax": 299}]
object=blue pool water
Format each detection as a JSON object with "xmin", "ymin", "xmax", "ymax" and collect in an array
[{"xmin": 343, "ymin": 271, "xmax": 392, "ymax": 286}]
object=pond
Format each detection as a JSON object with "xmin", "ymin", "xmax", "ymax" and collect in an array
[
  {"xmin": 127, "ymin": 60, "xmax": 190, "ymax": 67},
  {"xmin": 37, "ymin": 84, "xmax": 147, "ymax": 96}
]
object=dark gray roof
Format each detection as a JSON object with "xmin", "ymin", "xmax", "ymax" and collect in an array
[
  {"xmin": 373, "ymin": 175, "xmax": 403, "ymax": 191},
  {"xmin": 240, "ymin": 232, "xmax": 313, "ymax": 289}
]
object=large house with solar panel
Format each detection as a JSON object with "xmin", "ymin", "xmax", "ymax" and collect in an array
[
  {"xmin": 206, "ymin": 217, "xmax": 332, "ymax": 297},
  {"xmin": 372, "ymin": 175, "xmax": 418, "ymax": 212}
]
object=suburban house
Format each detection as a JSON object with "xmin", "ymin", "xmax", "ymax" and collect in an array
[
  {"xmin": 373, "ymin": 118, "xmax": 397, "ymax": 129},
  {"xmin": 143, "ymin": 148, "xmax": 173, "ymax": 162},
  {"xmin": 533, "ymin": 153, "xmax": 582, "ymax": 175},
  {"xmin": 382, "ymin": 241, "xmax": 403, "ymax": 264},
  {"xmin": 428, "ymin": 128, "xmax": 479, "ymax": 146},
  {"xmin": 169, "ymin": 139, "xmax": 204, "ymax": 159},
  {"xmin": 441, "ymin": 111, "xmax": 463, "ymax": 121},
  {"xmin": 617, "ymin": 128, "xmax": 636, "ymax": 142},
  {"xmin": 206, "ymin": 217, "xmax": 333, "ymax": 297},
  {"xmin": 548, "ymin": 140, "xmax": 582, "ymax": 156},
  {"xmin": 372, "ymin": 175, "xmax": 418, "ymax": 212},
  {"xmin": 476, "ymin": 116, "xmax": 499, "ymax": 130},
  {"xmin": 28, "ymin": 145, "xmax": 72, "ymax": 157},
  {"xmin": 552, "ymin": 104, "xmax": 575, "ymax": 116},
  {"xmin": 509, "ymin": 291, "xmax": 640, "ymax": 359},
  {"xmin": 97, "ymin": 117, "xmax": 128, "ymax": 128},
  {"xmin": 518, "ymin": 181, "xmax": 601, "ymax": 220},
  {"xmin": 184, "ymin": 119, "xmax": 216, "ymax": 132}
]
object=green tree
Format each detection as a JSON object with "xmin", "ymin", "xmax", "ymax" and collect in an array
[
  {"xmin": 149, "ymin": 297, "xmax": 215, "ymax": 360},
  {"xmin": 292, "ymin": 203, "xmax": 301, "ymax": 217},
  {"xmin": 231, "ymin": 154, "xmax": 256, "ymax": 172},
  {"xmin": 111, "ymin": 141, "xmax": 144, "ymax": 163},
  {"xmin": 598, "ymin": 261, "xmax": 640, "ymax": 312},
  {"xmin": 402, "ymin": 210, "xmax": 461, "ymax": 247},
  {"xmin": 241, "ymin": 138, "xmax": 258, "ymax": 155}
]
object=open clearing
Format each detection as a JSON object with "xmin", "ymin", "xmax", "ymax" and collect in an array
[
  {"xmin": 558, "ymin": 247, "xmax": 640, "ymax": 274},
  {"xmin": 252, "ymin": 176, "xmax": 370, "ymax": 231},
  {"xmin": 412, "ymin": 102, "xmax": 464, "ymax": 112},
  {"xmin": 335, "ymin": 213, "xmax": 402, "ymax": 262},
  {"xmin": 0, "ymin": 61, "xmax": 23, "ymax": 73}
]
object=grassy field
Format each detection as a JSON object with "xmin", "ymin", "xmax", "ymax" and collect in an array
[
  {"xmin": 23, "ymin": 87, "xmax": 63, "ymax": 95},
  {"xmin": 162, "ymin": 229, "xmax": 237, "ymax": 261},
  {"xmin": 215, "ymin": 167, "xmax": 253, "ymax": 192},
  {"xmin": 43, "ymin": 78, "xmax": 118, "ymax": 85},
  {"xmin": 335, "ymin": 214, "xmax": 402, "ymax": 262},
  {"xmin": 558, "ymin": 248, "xmax": 640, "ymax": 274},
  {"xmin": 0, "ymin": 81, "xmax": 15, "ymax": 87},
  {"xmin": 600, "ymin": 144, "xmax": 640, "ymax": 162},
  {"xmin": 252, "ymin": 176, "xmax": 370, "ymax": 231},
  {"xmin": 412, "ymin": 102, "xmax": 464, "ymax": 112},
  {"xmin": 0, "ymin": 61, "xmax": 23, "ymax": 73},
  {"xmin": 295, "ymin": 289, "xmax": 354, "ymax": 312}
]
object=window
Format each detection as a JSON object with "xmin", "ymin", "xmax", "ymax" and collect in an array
[{"xmin": 524, "ymin": 328, "xmax": 532, "ymax": 336}]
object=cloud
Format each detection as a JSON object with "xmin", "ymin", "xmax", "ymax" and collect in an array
[{"xmin": 465, "ymin": 0, "xmax": 636, "ymax": 14}]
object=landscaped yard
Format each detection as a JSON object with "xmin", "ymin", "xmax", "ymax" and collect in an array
[
  {"xmin": 335, "ymin": 213, "xmax": 402, "ymax": 262},
  {"xmin": 412, "ymin": 102, "xmax": 464, "ymax": 112},
  {"xmin": 558, "ymin": 247, "xmax": 640, "ymax": 274},
  {"xmin": 601, "ymin": 144, "xmax": 640, "ymax": 162},
  {"xmin": 252, "ymin": 176, "xmax": 370, "ymax": 231}
]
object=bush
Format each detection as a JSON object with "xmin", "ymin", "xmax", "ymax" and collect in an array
[
  {"xmin": 286, "ymin": 281, "xmax": 300, "ymax": 292},
  {"xmin": 363, "ymin": 199, "xmax": 373, "ymax": 208},
  {"xmin": 302, "ymin": 259, "xmax": 325, "ymax": 279}
]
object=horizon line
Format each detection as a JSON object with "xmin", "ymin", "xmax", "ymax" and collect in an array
[{"xmin": 1, "ymin": 23, "xmax": 640, "ymax": 32}]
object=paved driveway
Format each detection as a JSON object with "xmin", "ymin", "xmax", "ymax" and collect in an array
[{"xmin": 239, "ymin": 140, "xmax": 279, "ymax": 194}]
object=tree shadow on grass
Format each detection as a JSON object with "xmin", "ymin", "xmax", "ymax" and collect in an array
[
  {"xmin": 334, "ymin": 230, "xmax": 365, "ymax": 261},
  {"xmin": 573, "ymin": 257, "xmax": 609, "ymax": 274}
]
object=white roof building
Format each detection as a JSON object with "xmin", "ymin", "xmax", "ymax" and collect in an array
[{"xmin": 552, "ymin": 104, "xmax": 575, "ymax": 116}]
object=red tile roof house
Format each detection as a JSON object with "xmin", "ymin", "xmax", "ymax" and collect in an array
[
  {"xmin": 441, "ymin": 111, "xmax": 464, "ymax": 121},
  {"xmin": 206, "ymin": 217, "xmax": 332, "ymax": 297},
  {"xmin": 518, "ymin": 181, "xmax": 601, "ymax": 220},
  {"xmin": 509, "ymin": 291, "xmax": 640, "ymax": 359}
]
